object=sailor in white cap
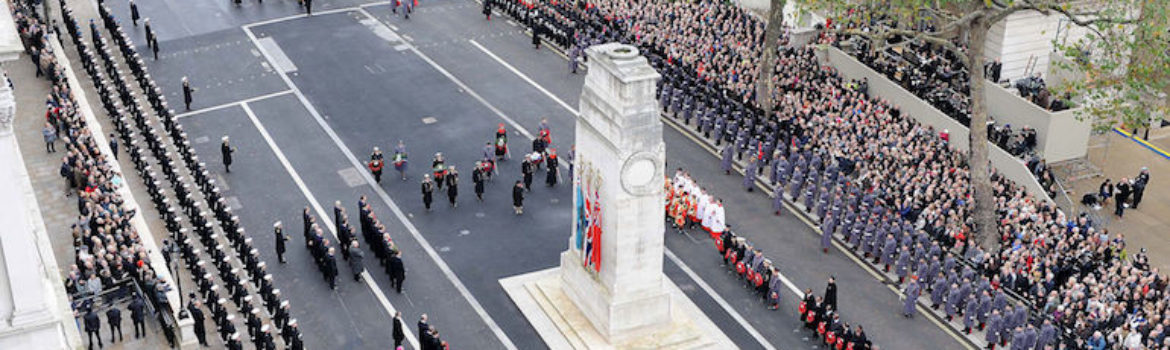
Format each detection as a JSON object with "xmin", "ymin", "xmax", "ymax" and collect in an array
[
  {"xmin": 274, "ymin": 300, "xmax": 291, "ymax": 329},
  {"xmin": 282, "ymin": 318, "xmax": 300, "ymax": 344},
  {"xmin": 247, "ymin": 308, "xmax": 262, "ymax": 339}
]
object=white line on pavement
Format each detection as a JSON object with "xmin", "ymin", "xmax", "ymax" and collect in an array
[
  {"xmin": 355, "ymin": 7, "xmax": 533, "ymax": 141},
  {"xmin": 469, "ymin": 39, "xmax": 578, "ymax": 115},
  {"xmin": 244, "ymin": 16, "xmax": 519, "ymax": 350},
  {"xmin": 472, "ymin": 36, "xmax": 813, "ymax": 348},
  {"xmin": 176, "ymin": 90, "xmax": 293, "ymax": 119},
  {"xmin": 240, "ymin": 102, "xmax": 421, "ymax": 350},
  {"xmin": 665, "ymin": 250, "xmax": 777, "ymax": 350}
]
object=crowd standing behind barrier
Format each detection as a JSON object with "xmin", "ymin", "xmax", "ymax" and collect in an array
[
  {"xmin": 494, "ymin": 1, "xmax": 1168, "ymax": 348},
  {"xmin": 12, "ymin": 1, "xmax": 183, "ymax": 346}
]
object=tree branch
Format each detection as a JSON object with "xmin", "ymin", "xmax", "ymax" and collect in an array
[{"xmin": 835, "ymin": 27, "xmax": 970, "ymax": 67}]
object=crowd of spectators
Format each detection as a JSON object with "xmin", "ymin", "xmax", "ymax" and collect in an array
[
  {"xmin": 494, "ymin": 0, "xmax": 1170, "ymax": 348},
  {"xmin": 830, "ymin": 10, "xmax": 1070, "ymax": 120},
  {"xmin": 14, "ymin": 0, "xmax": 173, "ymax": 322}
]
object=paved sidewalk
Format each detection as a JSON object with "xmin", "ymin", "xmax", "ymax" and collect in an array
[
  {"xmin": 8, "ymin": 33, "xmax": 174, "ymax": 350},
  {"xmin": 1060, "ymin": 129, "xmax": 1170, "ymax": 271}
]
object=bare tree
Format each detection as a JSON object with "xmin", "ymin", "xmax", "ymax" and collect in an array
[{"xmin": 757, "ymin": 0, "xmax": 787, "ymax": 120}]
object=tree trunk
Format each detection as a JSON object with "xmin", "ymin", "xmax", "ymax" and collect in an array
[
  {"xmin": 966, "ymin": 19, "xmax": 998, "ymax": 251},
  {"xmin": 756, "ymin": 0, "xmax": 786, "ymax": 118}
]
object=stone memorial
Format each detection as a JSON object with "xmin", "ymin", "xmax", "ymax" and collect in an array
[{"xmin": 501, "ymin": 43, "xmax": 733, "ymax": 349}]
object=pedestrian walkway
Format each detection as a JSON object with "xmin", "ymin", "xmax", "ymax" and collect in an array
[
  {"xmin": 1059, "ymin": 129, "xmax": 1170, "ymax": 271},
  {"xmin": 9, "ymin": 35, "xmax": 173, "ymax": 350}
]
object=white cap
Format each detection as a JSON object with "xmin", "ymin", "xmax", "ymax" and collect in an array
[
  {"xmin": 274, "ymin": 221, "xmax": 282, "ymax": 228},
  {"xmin": 288, "ymin": 319, "xmax": 298, "ymax": 327},
  {"xmin": 222, "ymin": 136, "xmax": 229, "ymax": 142},
  {"xmin": 261, "ymin": 325, "xmax": 270, "ymax": 332}
]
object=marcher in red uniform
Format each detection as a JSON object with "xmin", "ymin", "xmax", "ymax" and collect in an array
[{"xmin": 494, "ymin": 124, "xmax": 509, "ymax": 161}]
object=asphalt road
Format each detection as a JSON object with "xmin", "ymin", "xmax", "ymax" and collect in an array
[{"xmin": 88, "ymin": 0, "xmax": 974, "ymax": 348}]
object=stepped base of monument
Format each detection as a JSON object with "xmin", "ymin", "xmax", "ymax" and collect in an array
[{"xmin": 501, "ymin": 267, "xmax": 735, "ymax": 350}]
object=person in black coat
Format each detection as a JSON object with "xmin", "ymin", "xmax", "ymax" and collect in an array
[
  {"xmin": 1115, "ymin": 177, "xmax": 1131, "ymax": 217},
  {"xmin": 84, "ymin": 307, "xmax": 102, "ymax": 349},
  {"xmin": 482, "ymin": 0, "xmax": 492, "ymax": 20},
  {"xmin": 324, "ymin": 248, "xmax": 338, "ymax": 290},
  {"xmin": 128, "ymin": 296, "xmax": 146, "ymax": 338},
  {"xmin": 189, "ymin": 301, "xmax": 208, "ymax": 346},
  {"xmin": 521, "ymin": 156, "xmax": 534, "ymax": 190},
  {"xmin": 393, "ymin": 312, "xmax": 406, "ymax": 348},
  {"xmin": 512, "ymin": 180, "xmax": 525, "ymax": 215},
  {"xmin": 182, "ymin": 76, "xmax": 193, "ymax": 110},
  {"xmin": 220, "ymin": 136, "xmax": 235, "ymax": 173},
  {"xmin": 546, "ymin": 151, "xmax": 559, "ymax": 186},
  {"xmin": 106, "ymin": 305, "xmax": 123, "ymax": 343},
  {"xmin": 421, "ymin": 175, "xmax": 435, "ymax": 211},
  {"xmin": 446, "ymin": 166, "xmax": 459, "ymax": 207},
  {"xmin": 473, "ymin": 162, "xmax": 486, "ymax": 201},
  {"xmin": 418, "ymin": 314, "xmax": 429, "ymax": 341},
  {"xmin": 129, "ymin": 0, "xmax": 140, "ymax": 26},
  {"xmin": 824, "ymin": 276, "xmax": 838, "ymax": 312},
  {"xmin": 389, "ymin": 251, "xmax": 405, "ymax": 293},
  {"xmin": 531, "ymin": 17, "xmax": 541, "ymax": 49},
  {"xmin": 273, "ymin": 221, "xmax": 288, "ymax": 263}
]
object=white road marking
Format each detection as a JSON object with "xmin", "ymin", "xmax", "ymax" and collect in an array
[
  {"xmin": 469, "ymin": 39, "xmax": 578, "ymax": 115},
  {"xmin": 244, "ymin": 14, "xmax": 519, "ymax": 349},
  {"xmin": 256, "ymin": 37, "xmax": 299, "ymax": 73},
  {"xmin": 175, "ymin": 90, "xmax": 293, "ymax": 119},
  {"xmin": 665, "ymin": 250, "xmax": 777, "ymax": 350},
  {"xmin": 473, "ymin": 33, "xmax": 813, "ymax": 348},
  {"xmin": 356, "ymin": 8, "xmax": 533, "ymax": 140},
  {"xmin": 240, "ymin": 102, "xmax": 420, "ymax": 350}
]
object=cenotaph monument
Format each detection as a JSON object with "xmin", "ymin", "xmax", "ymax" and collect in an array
[{"xmin": 501, "ymin": 43, "xmax": 733, "ymax": 349}]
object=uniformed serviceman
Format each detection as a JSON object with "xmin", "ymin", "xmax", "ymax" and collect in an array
[
  {"xmin": 182, "ymin": 76, "xmax": 193, "ymax": 110},
  {"xmin": 220, "ymin": 136, "xmax": 234, "ymax": 173},
  {"xmin": 324, "ymin": 248, "xmax": 338, "ymax": 289},
  {"xmin": 473, "ymin": 161, "xmax": 486, "ymax": 201},
  {"xmin": 274, "ymin": 221, "xmax": 288, "ymax": 263},
  {"xmin": 421, "ymin": 175, "xmax": 435, "ymax": 211},
  {"xmin": 513, "ymin": 180, "xmax": 525, "ymax": 215},
  {"xmin": 446, "ymin": 166, "xmax": 459, "ymax": 207},
  {"xmin": 389, "ymin": 251, "xmax": 405, "ymax": 293}
]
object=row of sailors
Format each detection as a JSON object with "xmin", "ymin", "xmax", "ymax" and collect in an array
[
  {"xmin": 62, "ymin": 4, "xmax": 305, "ymax": 348},
  {"xmin": 178, "ymin": 229, "xmax": 303, "ymax": 349},
  {"xmin": 665, "ymin": 170, "xmax": 727, "ymax": 239}
]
